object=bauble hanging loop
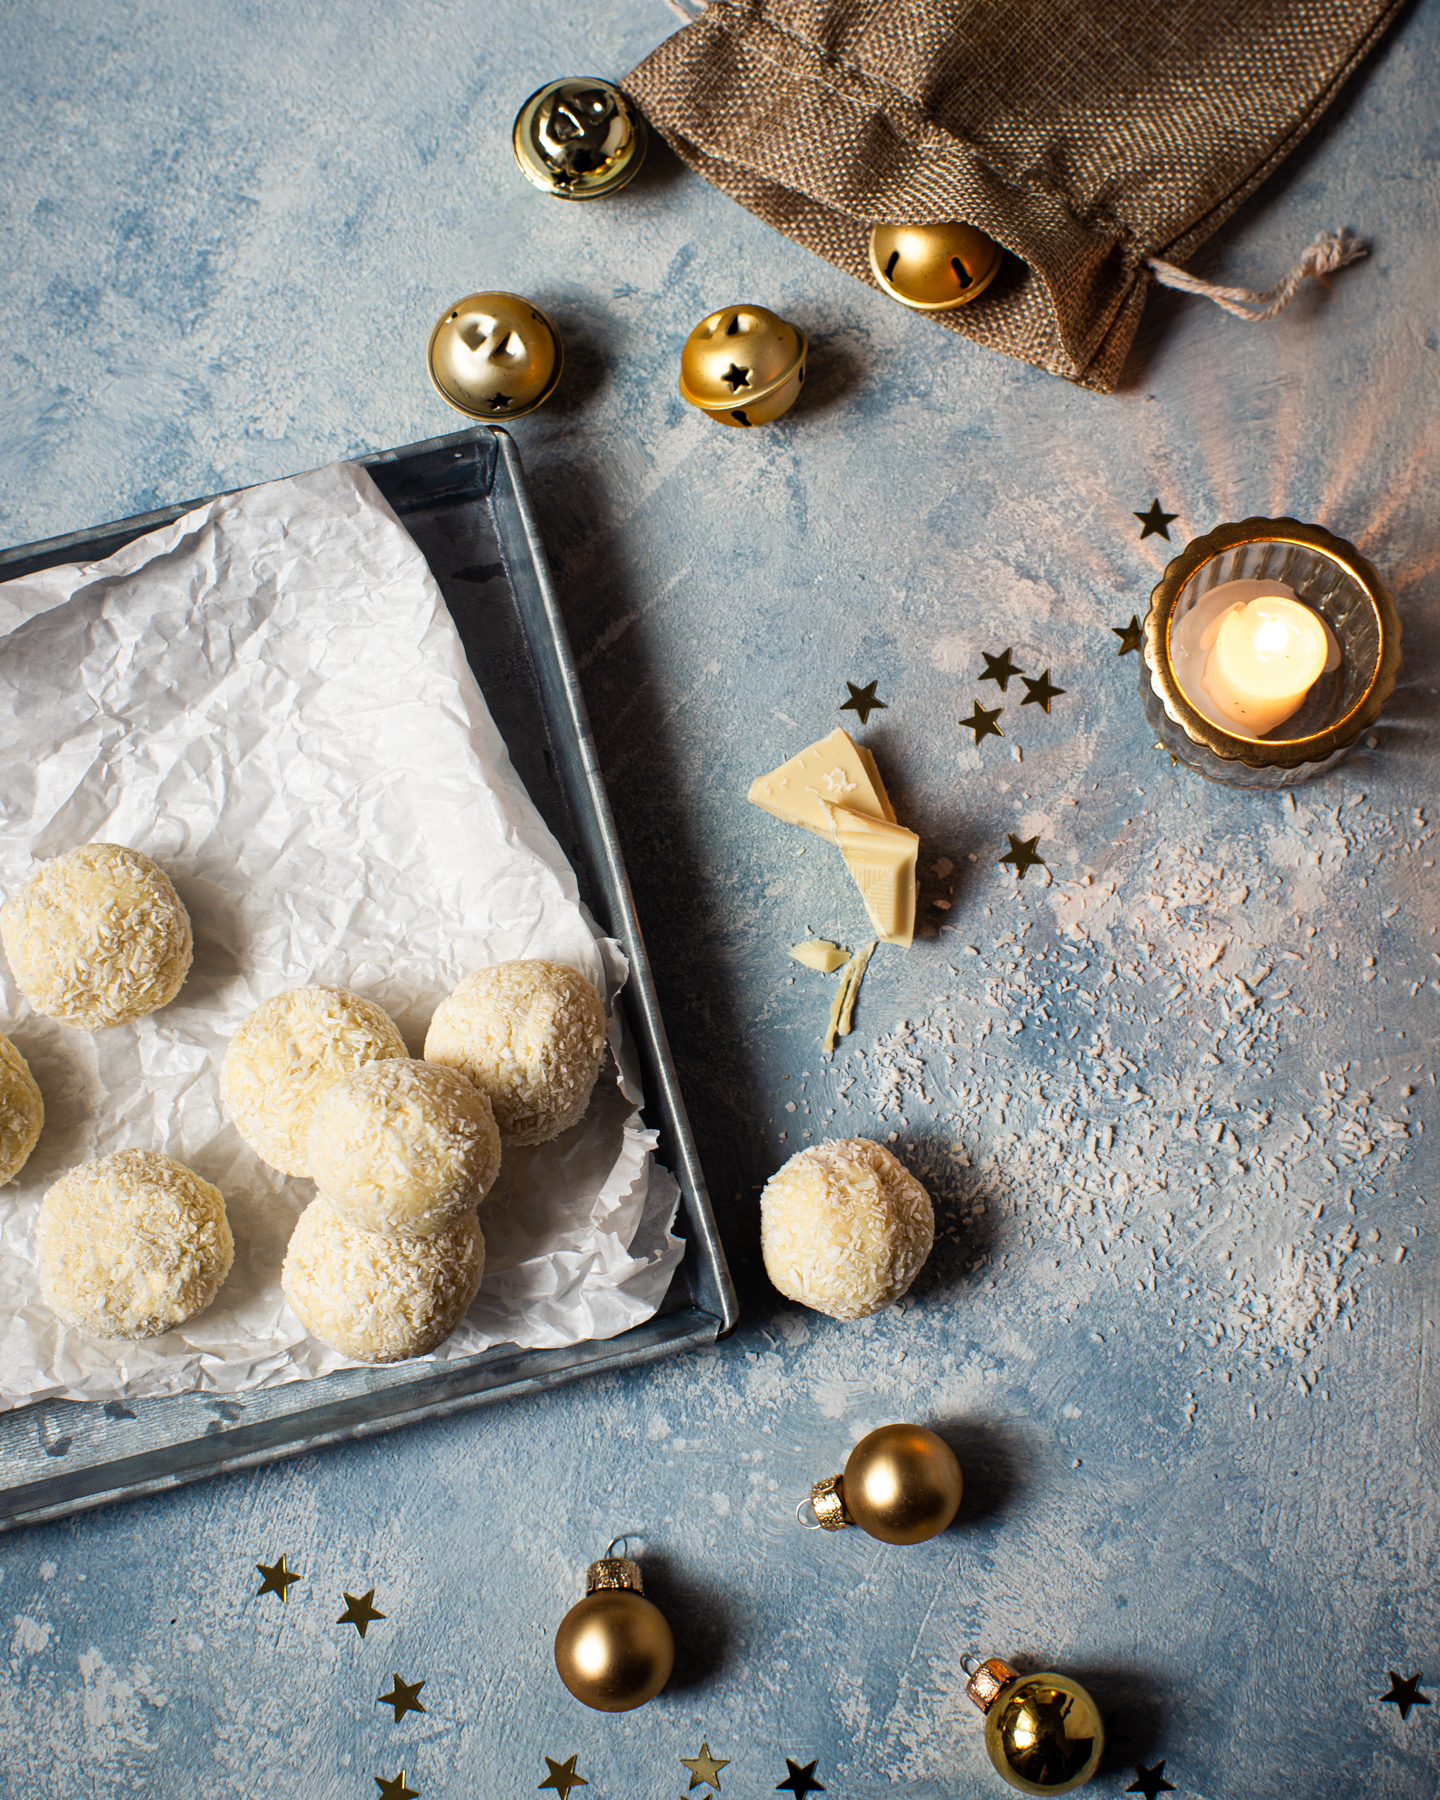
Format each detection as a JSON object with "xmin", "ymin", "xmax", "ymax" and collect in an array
[
  {"xmin": 426, "ymin": 292, "xmax": 563, "ymax": 421},
  {"xmin": 512, "ymin": 77, "xmax": 647, "ymax": 199},
  {"xmin": 868, "ymin": 222, "xmax": 1004, "ymax": 311},
  {"xmin": 964, "ymin": 1655, "xmax": 1105, "ymax": 1794},
  {"xmin": 679, "ymin": 304, "xmax": 808, "ymax": 427},
  {"xmin": 553, "ymin": 1538, "xmax": 675, "ymax": 1712},
  {"xmin": 799, "ymin": 1423, "xmax": 963, "ymax": 1545}
]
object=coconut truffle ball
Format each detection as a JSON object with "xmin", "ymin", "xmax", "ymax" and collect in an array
[
  {"xmin": 37, "ymin": 1149, "xmax": 234, "ymax": 1339},
  {"xmin": 0, "ymin": 1031, "xmax": 43, "ymax": 1185},
  {"xmin": 221, "ymin": 986, "xmax": 407, "ymax": 1177},
  {"xmin": 423, "ymin": 959, "xmax": 607, "ymax": 1147},
  {"xmin": 761, "ymin": 1137, "xmax": 934, "ymax": 1321},
  {"xmin": 0, "ymin": 843, "xmax": 193, "ymax": 1030},
  {"xmin": 307, "ymin": 1059, "xmax": 501, "ymax": 1239},
  {"xmin": 282, "ymin": 1197, "xmax": 485, "ymax": 1363}
]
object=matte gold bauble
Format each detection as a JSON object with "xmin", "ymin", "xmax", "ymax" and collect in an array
[
  {"xmin": 678, "ymin": 304, "xmax": 808, "ymax": 427},
  {"xmin": 553, "ymin": 1553, "xmax": 674, "ymax": 1713},
  {"xmin": 867, "ymin": 222, "xmax": 1004, "ymax": 311},
  {"xmin": 512, "ymin": 77, "xmax": 647, "ymax": 199},
  {"xmin": 805, "ymin": 1423, "xmax": 963, "ymax": 1545},
  {"xmin": 426, "ymin": 292, "xmax": 563, "ymax": 420},
  {"xmin": 966, "ymin": 1657, "xmax": 1104, "ymax": 1795}
]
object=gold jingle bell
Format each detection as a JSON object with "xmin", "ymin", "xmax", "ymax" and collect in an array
[
  {"xmin": 513, "ymin": 77, "xmax": 647, "ymax": 199},
  {"xmin": 800, "ymin": 1423, "xmax": 963, "ymax": 1546},
  {"xmin": 965, "ymin": 1657, "xmax": 1105, "ymax": 1796},
  {"xmin": 868, "ymin": 222, "xmax": 1004, "ymax": 311},
  {"xmin": 553, "ymin": 1542, "xmax": 675, "ymax": 1713},
  {"xmin": 679, "ymin": 304, "xmax": 808, "ymax": 428},
  {"xmin": 426, "ymin": 292, "xmax": 563, "ymax": 421}
]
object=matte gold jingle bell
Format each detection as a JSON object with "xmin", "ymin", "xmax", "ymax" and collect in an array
[
  {"xmin": 868, "ymin": 221, "xmax": 1004, "ymax": 311},
  {"xmin": 553, "ymin": 1541, "xmax": 675, "ymax": 1713},
  {"xmin": 965, "ymin": 1657, "xmax": 1105, "ymax": 1795},
  {"xmin": 679, "ymin": 304, "xmax": 808, "ymax": 427},
  {"xmin": 799, "ymin": 1423, "xmax": 963, "ymax": 1545},
  {"xmin": 513, "ymin": 77, "xmax": 647, "ymax": 199},
  {"xmin": 426, "ymin": 292, "xmax": 563, "ymax": 421}
]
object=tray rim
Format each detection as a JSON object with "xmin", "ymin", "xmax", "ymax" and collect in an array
[{"xmin": 0, "ymin": 423, "xmax": 738, "ymax": 1531}]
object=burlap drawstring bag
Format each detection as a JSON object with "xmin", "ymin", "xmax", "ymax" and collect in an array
[{"xmin": 625, "ymin": 0, "xmax": 1404, "ymax": 391}]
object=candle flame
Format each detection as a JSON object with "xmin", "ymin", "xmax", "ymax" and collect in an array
[{"xmin": 1253, "ymin": 616, "xmax": 1292, "ymax": 657}]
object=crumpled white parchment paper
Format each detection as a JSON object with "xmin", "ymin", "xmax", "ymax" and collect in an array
[{"xmin": 0, "ymin": 460, "xmax": 683, "ymax": 1408}]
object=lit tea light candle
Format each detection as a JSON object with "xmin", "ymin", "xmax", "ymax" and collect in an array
[{"xmin": 1170, "ymin": 578, "xmax": 1339, "ymax": 739}]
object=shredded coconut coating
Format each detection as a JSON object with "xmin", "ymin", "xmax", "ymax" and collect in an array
[
  {"xmin": 308, "ymin": 1059, "xmax": 501, "ymax": 1239},
  {"xmin": 282, "ymin": 1197, "xmax": 485, "ymax": 1363},
  {"xmin": 0, "ymin": 843, "xmax": 193, "ymax": 1030},
  {"xmin": 38, "ymin": 1148, "xmax": 234, "ymax": 1339},
  {"xmin": 220, "ymin": 986, "xmax": 408, "ymax": 1176},
  {"xmin": 0, "ymin": 1031, "xmax": 44, "ymax": 1184},
  {"xmin": 423, "ymin": 959, "xmax": 606, "ymax": 1147},
  {"xmin": 761, "ymin": 1137, "xmax": 934, "ymax": 1321}
]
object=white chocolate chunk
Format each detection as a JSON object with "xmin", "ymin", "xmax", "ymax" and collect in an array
[
  {"xmin": 828, "ymin": 806, "xmax": 918, "ymax": 948},
  {"xmin": 748, "ymin": 729, "xmax": 896, "ymax": 840},
  {"xmin": 790, "ymin": 939, "xmax": 848, "ymax": 973}
]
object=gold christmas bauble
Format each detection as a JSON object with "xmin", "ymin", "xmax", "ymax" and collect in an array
[
  {"xmin": 512, "ymin": 77, "xmax": 647, "ymax": 200},
  {"xmin": 867, "ymin": 222, "xmax": 1004, "ymax": 311},
  {"xmin": 678, "ymin": 304, "xmax": 808, "ymax": 427},
  {"xmin": 808, "ymin": 1423, "xmax": 963, "ymax": 1544},
  {"xmin": 426, "ymin": 292, "xmax": 563, "ymax": 421},
  {"xmin": 553, "ymin": 1556, "xmax": 674, "ymax": 1712},
  {"xmin": 982, "ymin": 1671, "xmax": 1104, "ymax": 1795}
]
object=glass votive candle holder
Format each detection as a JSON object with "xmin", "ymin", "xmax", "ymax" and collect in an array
[{"xmin": 1140, "ymin": 517, "xmax": 1401, "ymax": 788}]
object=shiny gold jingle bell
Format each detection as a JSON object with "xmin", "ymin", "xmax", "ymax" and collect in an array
[
  {"xmin": 553, "ymin": 1545, "xmax": 675, "ymax": 1713},
  {"xmin": 965, "ymin": 1657, "xmax": 1105, "ymax": 1795},
  {"xmin": 679, "ymin": 304, "xmax": 808, "ymax": 427},
  {"xmin": 513, "ymin": 77, "xmax": 647, "ymax": 199},
  {"xmin": 868, "ymin": 221, "xmax": 1004, "ymax": 311},
  {"xmin": 426, "ymin": 292, "xmax": 563, "ymax": 421},
  {"xmin": 802, "ymin": 1423, "xmax": 963, "ymax": 1545}
]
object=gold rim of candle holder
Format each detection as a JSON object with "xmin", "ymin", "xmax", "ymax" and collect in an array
[{"xmin": 1142, "ymin": 517, "xmax": 1402, "ymax": 771}]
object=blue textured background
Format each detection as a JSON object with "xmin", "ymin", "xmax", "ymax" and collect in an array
[{"xmin": 2, "ymin": 3, "xmax": 1439, "ymax": 1797}]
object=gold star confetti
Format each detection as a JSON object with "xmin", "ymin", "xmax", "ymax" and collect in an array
[
  {"xmin": 1020, "ymin": 669, "xmax": 1064, "ymax": 712},
  {"xmin": 681, "ymin": 1742, "xmax": 731, "ymax": 1790},
  {"xmin": 375, "ymin": 1773, "xmax": 419, "ymax": 1800},
  {"xmin": 378, "ymin": 1674, "xmax": 427, "ymax": 1723},
  {"xmin": 960, "ymin": 701, "xmax": 1004, "ymax": 743},
  {"xmin": 1134, "ymin": 499, "xmax": 1178, "ymax": 541},
  {"xmin": 255, "ymin": 1555, "xmax": 300, "ymax": 1602},
  {"xmin": 840, "ymin": 679, "xmax": 887, "ymax": 724},
  {"xmin": 776, "ymin": 1760, "xmax": 825, "ymax": 1800},
  {"xmin": 1127, "ymin": 1764, "xmax": 1177, "ymax": 1800},
  {"xmin": 1000, "ymin": 834, "xmax": 1046, "ymax": 878},
  {"xmin": 1380, "ymin": 1671, "xmax": 1431, "ymax": 1719},
  {"xmin": 338, "ymin": 1589, "xmax": 386, "ymax": 1638},
  {"xmin": 979, "ymin": 648, "xmax": 1023, "ymax": 691},
  {"xmin": 540, "ymin": 1756, "xmax": 589, "ymax": 1800},
  {"xmin": 1112, "ymin": 616, "xmax": 1143, "ymax": 656}
]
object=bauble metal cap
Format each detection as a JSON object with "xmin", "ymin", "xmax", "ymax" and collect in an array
[
  {"xmin": 678, "ymin": 304, "xmax": 808, "ymax": 428},
  {"xmin": 426, "ymin": 292, "xmax": 563, "ymax": 420},
  {"xmin": 513, "ymin": 77, "xmax": 647, "ymax": 199},
  {"xmin": 868, "ymin": 222, "xmax": 1004, "ymax": 311}
]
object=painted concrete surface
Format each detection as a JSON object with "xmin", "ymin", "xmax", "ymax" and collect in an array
[{"xmin": 2, "ymin": 3, "xmax": 1439, "ymax": 1797}]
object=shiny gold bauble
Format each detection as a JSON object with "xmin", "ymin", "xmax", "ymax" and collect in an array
[
  {"xmin": 553, "ymin": 1556, "xmax": 674, "ymax": 1713},
  {"xmin": 512, "ymin": 77, "xmax": 647, "ymax": 200},
  {"xmin": 678, "ymin": 304, "xmax": 808, "ymax": 427},
  {"xmin": 980, "ymin": 1668, "xmax": 1104, "ymax": 1795},
  {"xmin": 811, "ymin": 1423, "xmax": 963, "ymax": 1545},
  {"xmin": 426, "ymin": 292, "xmax": 563, "ymax": 421},
  {"xmin": 867, "ymin": 222, "xmax": 1004, "ymax": 311}
]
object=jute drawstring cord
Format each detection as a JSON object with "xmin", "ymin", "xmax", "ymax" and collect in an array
[{"xmin": 1146, "ymin": 228, "xmax": 1367, "ymax": 321}]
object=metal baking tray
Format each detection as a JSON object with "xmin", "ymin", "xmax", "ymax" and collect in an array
[{"xmin": 0, "ymin": 424, "xmax": 737, "ymax": 1532}]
